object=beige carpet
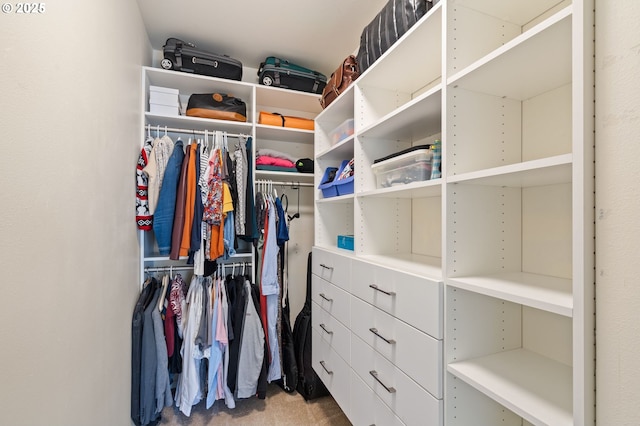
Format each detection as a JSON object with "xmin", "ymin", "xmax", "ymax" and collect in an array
[{"xmin": 158, "ymin": 384, "xmax": 351, "ymax": 425}]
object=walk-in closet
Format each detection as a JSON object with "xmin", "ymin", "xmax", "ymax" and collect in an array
[{"xmin": 4, "ymin": 1, "xmax": 640, "ymax": 426}]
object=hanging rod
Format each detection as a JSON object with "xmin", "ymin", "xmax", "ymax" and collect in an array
[
  {"xmin": 147, "ymin": 124, "xmax": 249, "ymax": 139},
  {"xmin": 255, "ymin": 179, "xmax": 314, "ymax": 188},
  {"xmin": 144, "ymin": 261, "xmax": 251, "ymax": 273}
]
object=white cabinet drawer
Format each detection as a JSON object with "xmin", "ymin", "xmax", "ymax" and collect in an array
[
  {"xmin": 351, "ymin": 333, "xmax": 443, "ymax": 426},
  {"xmin": 350, "ymin": 369, "xmax": 407, "ymax": 426},
  {"xmin": 312, "ymin": 301, "xmax": 350, "ymax": 363},
  {"xmin": 312, "ymin": 328, "xmax": 350, "ymax": 417},
  {"xmin": 312, "ymin": 247, "xmax": 351, "ymax": 292},
  {"xmin": 350, "ymin": 295, "xmax": 443, "ymax": 399},
  {"xmin": 311, "ymin": 274, "xmax": 350, "ymax": 327},
  {"xmin": 351, "ymin": 259, "xmax": 443, "ymax": 339}
]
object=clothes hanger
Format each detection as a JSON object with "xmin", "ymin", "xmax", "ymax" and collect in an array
[{"xmin": 158, "ymin": 273, "xmax": 169, "ymax": 312}]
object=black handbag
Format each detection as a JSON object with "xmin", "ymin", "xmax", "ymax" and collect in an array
[{"xmin": 186, "ymin": 93, "xmax": 247, "ymax": 122}]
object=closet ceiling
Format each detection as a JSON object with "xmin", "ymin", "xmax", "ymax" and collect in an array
[{"xmin": 135, "ymin": 0, "xmax": 389, "ymax": 76}]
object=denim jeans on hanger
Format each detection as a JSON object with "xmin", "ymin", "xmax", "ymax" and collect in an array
[{"xmin": 153, "ymin": 140, "xmax": 184, "ymax": 255}]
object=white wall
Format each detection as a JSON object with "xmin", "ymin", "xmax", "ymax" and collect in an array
[
  {"xmin": 0, "ymin": 1, "xmax": 150, "ymax": 425},
  {"xmin": 595, "ymin": 1, "xmax": 640, "ymax": 424}
]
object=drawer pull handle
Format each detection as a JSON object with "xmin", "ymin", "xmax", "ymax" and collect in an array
[
  {"xmin": 319, "ymin": 263, "xmax": 334, "ymax": 270},
  {"xmin": 320, "ymin": 360, "xmax": 333, "ymax": 375},
  {"xmin": 369, "ymin": 370, "xmax": 396, "ymax": 393},
  {"xmin": 319, "ymin": 293, "xmax": 333, "ymax": 302},
  {"xmin": 320, "ymin": 323, "xmax": 333, "ymax": 335},
  {"xmin": 369, "ymin": 284, "xmax": 396, "ymax": 296},
  {"xmin": 369, "ymin": 327, "xmax": 396, "ymax": 345}
]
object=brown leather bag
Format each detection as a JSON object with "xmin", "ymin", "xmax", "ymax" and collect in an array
[{"xmin": 320, "ymin": 55, "xmax": 360, "ymax": 109}]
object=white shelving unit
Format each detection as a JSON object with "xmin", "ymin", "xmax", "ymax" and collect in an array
[
  {"xmin": 139, "ymin": 66, "xmax": 321, "ymax": 282},
  {"xmin": 313, "ymin": 1, "xmax": 594, "ymax": 425}
]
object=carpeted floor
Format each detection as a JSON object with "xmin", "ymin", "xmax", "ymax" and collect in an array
[{"xmin": 158, "ymin": 384, "xmax": 351, "ymax": 425}]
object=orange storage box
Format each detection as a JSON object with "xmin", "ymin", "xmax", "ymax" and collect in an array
[{"xmin": 259, "ymin": 111, "xmax": 314, "ymax": 131}]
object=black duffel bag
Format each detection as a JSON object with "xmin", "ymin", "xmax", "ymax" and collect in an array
[
  {"xmin": 186, "ymin": 93, "xmax": 247, "ymax": 122},
  {"xmin": 356, "ymin": 0, "xmax": 438, "ymax": 73}
]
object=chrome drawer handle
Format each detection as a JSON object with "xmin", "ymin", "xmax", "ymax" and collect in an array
[
  {"xmin": 369, "ymin": 284, "xmax": 396, "ymax": 296},
  {"xmin": 319, "ymin": 263, "xmax": 334, "ymax": 270},
  {"xmin": 319, "ymin": 293, "xmax": 333, "ymax": 302},
  {"xmin": 320, "ymin": 323, "xmax": 333, "ymax": 335},
  {"xmin": 320, "ymin": 360, "xmax": 333, "ymax": 375},
  {"xmin": 369, "ymin": 327, "xmax": 396, "ymax": 345},
  {"xmin": 369, "ymin": 370, "xmax": 396, "ymax": 393}
]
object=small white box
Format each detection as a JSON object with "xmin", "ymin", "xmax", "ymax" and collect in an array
[
  {"xmin": 149, "ymin": 85, "xmax": 179, "ymax": 106},
  {"xmin": 372, "ymin": 148, "xmax": 432, "ymax": 188},
  {"xmin": 150, "ymin": 103, "xmax": 180, "ymax": 116}
]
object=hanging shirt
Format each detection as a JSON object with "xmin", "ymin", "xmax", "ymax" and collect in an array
[
  {"xmin": 153, "ymin": 140, "xmax": 183, "ymax": 256},
  {"xmin": 206, "ymin": 278, "xmax": 224, "ymax": 409},
  {"xmin": 179, "ymin": 142, "xmax": 199, "ymax": 257},
  {"xmin": 175, "ymin": 276, "xmax": 204, "ymax": 417},
  {"xmin": 261, "ymin": 201, "xmax": 280, "ymax": 296},
  {"xmin": 236, "ymin": 278, "xmax": 266, "ymax": 398},
  {"xmin": 145, "ymin": 134, "xmax": 174, "ymax": 213},
  {"xmin": 136, "ymin": 137, "xmax": 154, "ymax": 230},
  {"xmin": 170, "ymin": 142, "xmax": 191, "ymax": 260}
]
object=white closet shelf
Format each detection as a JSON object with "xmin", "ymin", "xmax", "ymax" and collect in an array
[
  {"xmin": 145, "ymin": 113, "xmax": 253, "ymax": 134},
  {"xmin": 447, "ymin": 6, "xmax": 572, "ymax": 101},
  {"xmin": 316, "ymin": 194, "xmax": 355, "ymax": 204},
  {"xmin": 447, "ymin": 154, "xmax": 572, "ymax": 187},
  {"xmin": 447, "ymin": 348, "xmax": 573, "ymax": 426},
  {"xmin": 255, "ymin": 124, "xmax": 314, "ymax": 144},
  {"xmin": 357, "ymin": 3, "xmax": 443, "ymax": 94},
  {"xmin": 358, "ymin": 179, "xmax": 442, "ymax": 199},
  {"xmin": 358, "ymin": 86, "xmax": 442, "ymax": 141},
  {"xmin": 145, "ymin": 66, "xmax": 254, "ymax": 99},
  {"xmin": 316, "ymin": 136, "xmax": 355, "ymax": 160},
  {"xmin": 315, "ymin": 85, "xmax": 355, "ymax": 123},
  {"xmin": 358, "ymin": 253, "xmax": 442, "ymax": 280},
  {"xmin": 255, "ymin": 85, "xmax": 322, "ymax": 114},
  {"xmin": 453, "ymin": 0, "xmax": 566, "ymax": 26},
  {"xmin": 447, "ymin": 271, "xmax": 573, "ymax": 317},
  {"xmin": 255, "ymin": 170, "xmax": 314, "ymax": 182}
]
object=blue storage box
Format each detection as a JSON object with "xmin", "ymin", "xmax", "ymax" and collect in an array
[
  {"xmin": 318, "ymin": 166, "xmax": 339, "ymax": 198},
  {"xmin": 334, "ymin": 159, "xmax": 354, "ymax": 196},
  {"xmin": 337, "ymin": 235, "xmax": 354, "ymax": 251}
]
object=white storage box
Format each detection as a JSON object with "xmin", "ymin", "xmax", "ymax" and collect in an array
[
  {"xmin": 149, "ymin": 85, "xmax": 180, "ymax": 115},
  {"xmin": 329, "ymin": 118, "xmax": 355, "ymax": 145},
  {"xmin": 150, "ymin": 103, "xmax": 180, "ymax": 116},
  {"xmin": 372, "ymin": 147, "xmax": 432, "ymax": 188},
  {"xmin": 149, "ymin": 85, "xmax": 179, "ymax": 103}
]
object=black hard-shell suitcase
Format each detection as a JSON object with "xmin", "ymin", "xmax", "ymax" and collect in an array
[
  {"xmin": 258, "ymin": 57, "xmax": 327, "ymax": 94},
  {"xmin": 161, "ymin": 38, "xmax": 243, "ymax": 81},
  {"xmin": 356, "ymin": 0, "xmax": 438, "ymax": 73}
]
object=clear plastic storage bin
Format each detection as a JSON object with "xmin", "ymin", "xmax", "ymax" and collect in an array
[
  {"xmin": 329, "ymin": 118, "xmax": 355, "ymax": 145},
  {"xmin": 371, "ymin": 148, "xmax": 432, "ymax": 188}
]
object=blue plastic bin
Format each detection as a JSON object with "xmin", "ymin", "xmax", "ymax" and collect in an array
[
  {"xmin": 334, "ymin": 159, "xmax": 354, "ymax": 196},
  {"xmin": 318, "ymin": 166, "xmax": 339, "ymax": 198}
]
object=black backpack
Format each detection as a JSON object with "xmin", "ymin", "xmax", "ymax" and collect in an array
[{"xmin": 292, "ymin": 252, "xmax": 329, "ymax": 400}]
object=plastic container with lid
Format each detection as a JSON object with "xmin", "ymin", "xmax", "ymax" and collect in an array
[
  {"xmin": 371, "ymin": 147, "xmax": 432, "ymax": 188},
  {"xmin": 329, "ymin": 118, "xmax": 355, "ymax": 145}
]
